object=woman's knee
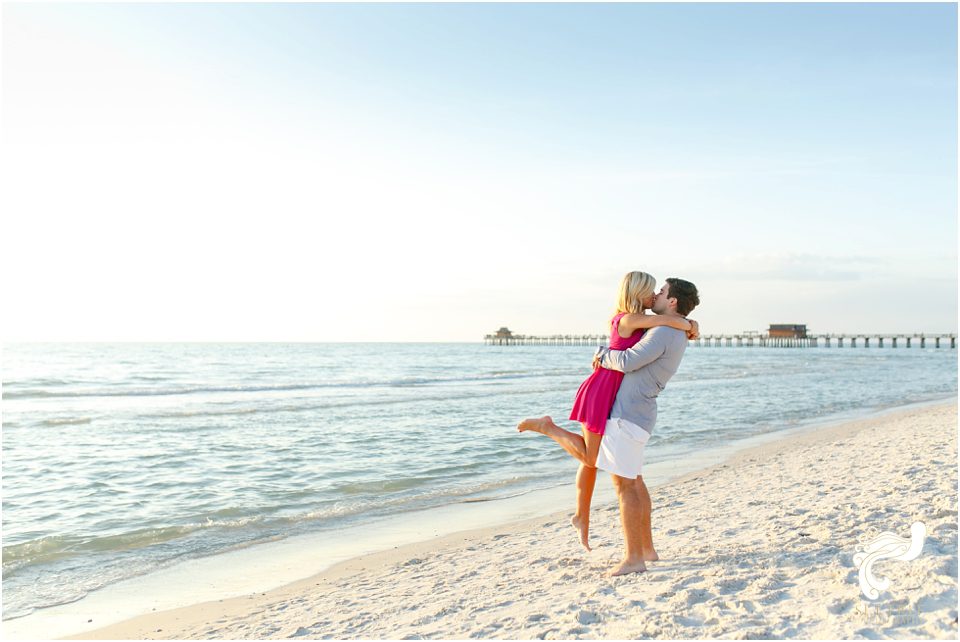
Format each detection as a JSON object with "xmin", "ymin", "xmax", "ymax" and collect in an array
[{"xmin": 582, "ymin": 431, "xmax": 603, "ymax": 468}]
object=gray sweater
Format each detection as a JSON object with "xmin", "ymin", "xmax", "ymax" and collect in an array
[{"xmin": 594, "ymin": 325, "xmax": 689, "ymax": 435}]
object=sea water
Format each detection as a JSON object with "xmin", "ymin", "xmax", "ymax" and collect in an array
[{"xmin": 2, "ymin": 342, "xmax": 957, "ymax": 620}]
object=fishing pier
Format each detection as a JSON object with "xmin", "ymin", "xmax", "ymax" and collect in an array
[
  {"xmin": 484, "ymin": 326, "xmax": 956, "ymax": 349},
  {"xmin": 691, "ymin": 333, "xmax": 956, "ymax": 349}
]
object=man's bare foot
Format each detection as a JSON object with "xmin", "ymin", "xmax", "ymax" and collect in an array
[
  {"xmin": 643, "ymin": 549, "xmax": 659, "ymax": 562},
  {"xmin": 608, "ymin": 558, "xmax": 647, "ymax": 576},
  {"xmin": 570, "ymin": 514, "xmax": 591, "ymax": 551},
  {"xmin": 517, "ymin": 416, "xmax": 553, "ymax": 434}
]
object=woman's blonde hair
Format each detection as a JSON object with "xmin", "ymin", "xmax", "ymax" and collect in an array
[{"xmin": 616, "ymin": 271, "xmax": 656, "ymax": 314}]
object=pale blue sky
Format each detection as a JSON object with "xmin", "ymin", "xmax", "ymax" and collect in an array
[{"xmin": 3, "ymin": 3, "xmax": 957, "ymax": 340}]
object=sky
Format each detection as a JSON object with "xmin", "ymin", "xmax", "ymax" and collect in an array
[{"xmin": 2, "ymin": 2, "xmax": 957, "ymax": 341}]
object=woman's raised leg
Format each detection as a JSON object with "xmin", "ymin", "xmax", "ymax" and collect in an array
[
  {"xmin": 571, "ymin": 427, "xmax": 603, "ymax": 551},
  {"xmin": 517, "ymin": 416, "xmax": 590, "ymax": 465}
]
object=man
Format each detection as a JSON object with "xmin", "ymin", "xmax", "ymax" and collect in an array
[{"xmin": 591, "ymin": 277, "xmax": 699, "ymax": 576}]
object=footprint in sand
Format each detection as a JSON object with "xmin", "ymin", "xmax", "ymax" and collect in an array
[
  {"xmin": 576, "ymin": 610, "xmax": 600, "ymax": 625},
  {"xmin": 676, "ymin": 574, "xmax": 705, "ymax": 587},
  {"xmin": 824, "ymin": 597, "xmax": 854, "ymax": 615},
  {"xmin": 716, "ymin": 578, "xmax": 749, "ymax": 595},
  {"xmin": 759, "ymin": 589, "xmax": 790, "ymax": 605},
  {"xmin": 738, "ymin": 626, "xmax": 773, "ymax": 639},
  {"xmin": 674, "ymin": 614, "xmax": 703, "ymax": 628},
  {"xmin": 735, "ymin": 599, "xmax": 757, "ymax": 613},
  {"xmin": 677, "ymin": 588, "xmax": 713, "ymax": 606}
]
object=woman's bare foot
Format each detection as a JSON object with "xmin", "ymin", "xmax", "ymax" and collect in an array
[
  {"xmin": 517, "ymin": 416, "xmax": 553, "ymax": 434},
  {"xmin": 643, "ymin": 548, "xmax": 659, "ymax": 562},
  {"xmin": 608, "ymin": 558, "xmax": 647, "ymax": 576},
  {"xmin": 570, "ymin": 514, "xmax": 591, "ymax": 551}
]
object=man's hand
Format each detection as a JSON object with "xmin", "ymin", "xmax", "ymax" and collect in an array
[
  {"xmin": 592, "ymin": 347, "xmax": 605, "ymax": 370},
  {"xmin": 687, "ymin": 319, "xmax": 700, "ymax": 340}
]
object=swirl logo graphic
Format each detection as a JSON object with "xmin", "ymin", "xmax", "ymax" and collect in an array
[{"xmin": 852, "ymin": 521, "xmax": 926, "ymax": 600}]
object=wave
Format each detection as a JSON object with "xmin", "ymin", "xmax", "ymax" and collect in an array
[
  {"xmin": 132, "ymin": 384, "xmax": 573, "ymax": 421},
  {"xmin": 3, "ymin": 527, "xmax": 187, "ymax": 572},
  {"xmin": 38, "ymin": 417, "xmax": 93, "ymax": 427},
  {"xmin": 333, "ymin": 476, "xmax": 437, "ymax": 495},
  {"xmin": 7, "ymin": 368, "xmax": 776, "ymax": 403},
  {"xmin": 327, "ymin": 461, "xmax": 504, "ymax": 496},
  {"xmin": 2, "ymin": 370, "xmax": 579, "ymax": 401},
  {"xmin": 2, "ymin": 515, "xmax": 265, "ymax": 575},
  {"xmin": 2, "ymin": 378, "xmax": 74, "ymax": 388},
  {"xmin": 0, "ymin": 473, "xmax": 556, "ymax": 622},
  {"xmin": 1, "ymin": 471, "xmax": 543, "ymax": 578},
  {"xmin": 459, "ymin": 480, "xmax": 567, "ymax": 503},
  {"xmin": 291, "ymin": 476, "xmax": 534, "ymax": 524}
]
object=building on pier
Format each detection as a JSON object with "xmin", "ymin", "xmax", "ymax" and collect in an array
[{"xmin": 769, "ymin": 324, "xmax": 807, "ymax": 339}]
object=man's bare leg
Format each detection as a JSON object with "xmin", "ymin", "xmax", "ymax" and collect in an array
[
  {"xmin": 609, "ymin": 474, "xmax": 647, "ymax": 576},
  {"xmin": 635, "ymin": 476, "xmax": 659, "ymax": 561},
  {"xmin": 571, "ymin": 428, "xmax": 603, "ymax": 551},
  {"xmin": 517, "ymin": 416, "xmax": 589, "ymax": 465}
]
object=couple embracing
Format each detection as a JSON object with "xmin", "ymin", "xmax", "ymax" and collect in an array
[{"xmin": 518, "ymin": 272, "xmax": 700, "ymax": 576}]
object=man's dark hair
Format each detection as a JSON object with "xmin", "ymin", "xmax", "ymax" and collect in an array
[{"xmin": 666, "ymin": 278, "xmax": 699, "ymax": 316}]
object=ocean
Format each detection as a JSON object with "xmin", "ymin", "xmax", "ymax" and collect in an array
[{"xmin": 2, "ymin": 342, "xmax": 957, "ymax": 622}]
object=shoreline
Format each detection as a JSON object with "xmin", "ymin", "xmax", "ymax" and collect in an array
[{"xmin": 33, "ymin": 396, "xmax": 957, "ymax": 640}]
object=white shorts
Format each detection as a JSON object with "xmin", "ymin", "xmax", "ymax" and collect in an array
[{"xmin": 595, "ymin": 417, "xmax": 651, "ymax": 479}]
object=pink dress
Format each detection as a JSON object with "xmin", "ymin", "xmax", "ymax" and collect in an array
[{"xmin": 569, "ymin": 313, "xmax": 645, "ymax": 435}]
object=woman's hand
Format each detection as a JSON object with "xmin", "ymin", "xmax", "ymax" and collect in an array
[{"xmin": 687, "ymin": 319, "xmax": 700, "ymax": 340}]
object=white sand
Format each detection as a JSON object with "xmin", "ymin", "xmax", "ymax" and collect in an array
[{"xmin": 66, "ymin": 401, "xmax": 958, "ymax": 640}]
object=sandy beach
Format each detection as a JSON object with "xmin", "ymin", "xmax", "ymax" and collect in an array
[{"xmin": 56, "ymin": 401, "xmax": 959, "ymax": 640}]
